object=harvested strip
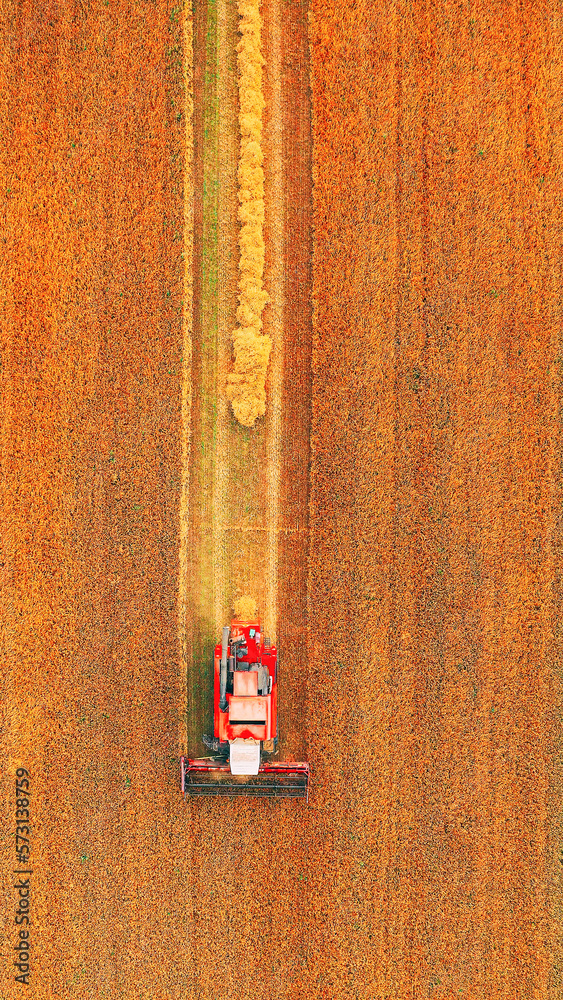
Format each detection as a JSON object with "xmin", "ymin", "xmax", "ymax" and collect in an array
[
  {"xmin": 225, "ymin": 0, "xmax": 272, "ymax": 427},
  {"xmin": 233, "ymin": 594, "xmax": 258, "ymax": 620}
]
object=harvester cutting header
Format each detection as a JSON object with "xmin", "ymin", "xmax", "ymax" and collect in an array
[{"xmin": 181, "ymin": 616, "xmax": 309, "ymax": 799}]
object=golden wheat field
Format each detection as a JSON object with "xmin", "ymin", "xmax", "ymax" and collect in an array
[{"xmin": 2, "ymin": 0, "xmax": 563, "ymax": 998}]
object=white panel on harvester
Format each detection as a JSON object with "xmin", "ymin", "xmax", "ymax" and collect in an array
[{"xmin": 229, "ymin": 739, "xmax": 261, "ymax": 775}]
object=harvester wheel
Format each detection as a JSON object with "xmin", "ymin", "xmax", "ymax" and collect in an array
[
  {"xmin": 202, "ymin": 734, "xmax": 224, "ymax": 753},
  {"xmin": 262, "ymin": 737, "xmax": 278, "ymax": 756}
]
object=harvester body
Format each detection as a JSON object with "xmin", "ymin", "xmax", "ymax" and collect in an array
[
  {"xmin": 214, "ymin": 620, "xmax": 277, "ymax": 750},
  {"xmin": 182, "ymin": 618, "xmax": 309, "ymax": 799}
]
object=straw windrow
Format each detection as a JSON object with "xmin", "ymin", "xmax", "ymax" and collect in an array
[{"xmin": 225, "ymin": 0, "xmax": 272, "ymax": 427}]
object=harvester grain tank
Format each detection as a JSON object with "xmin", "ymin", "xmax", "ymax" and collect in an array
[{"xmin": 181, "ymin": 617, "xmax": 309, "ymax": 799}]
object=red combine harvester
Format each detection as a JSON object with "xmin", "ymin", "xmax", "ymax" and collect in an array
[{"xmin": 181, "ymin": 617, "xmax": 309, "ymax": 799}]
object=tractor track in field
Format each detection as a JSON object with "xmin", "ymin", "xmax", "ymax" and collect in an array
[
  {"xmin": 183, "ymin": 0, "xmax": 312, "ymax": 765},
  {"xmin": 3, "ymin": 0, "xmax": 563, "ymax": 998}
]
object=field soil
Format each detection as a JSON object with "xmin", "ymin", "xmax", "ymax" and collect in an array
[{"xmin": 2, "ymin": 0, "xmax": 563, "ymax": 999}]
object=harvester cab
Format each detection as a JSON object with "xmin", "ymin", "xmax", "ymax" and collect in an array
[{"xmin": 181, "ymin": 618, "xmax": 309, "ymax": 799}]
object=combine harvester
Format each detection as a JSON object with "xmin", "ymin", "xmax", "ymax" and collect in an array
[{"xmin": 181, "ymin": 616, "xmax": 309, "ymax": 800}]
